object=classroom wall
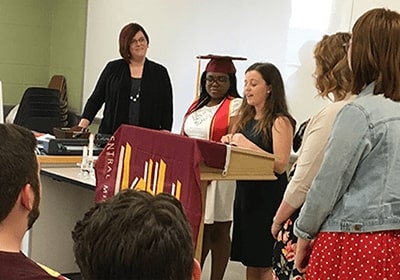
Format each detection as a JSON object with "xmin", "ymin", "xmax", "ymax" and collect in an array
[
  {"xmin": 0, "ymin": 0, "xmax": 87, "ymax": 113},
  {"xmin": 2, "ymin": 1, "xmax": 400, "ymax": 130},
  {"xmin": 84, "ymin": 0, "xmax": 400, "ymax": 133},
  {"xmin": 84, "ymin": 0, "xmax": 350, "ymax": 133},
  {"xmin": 48, "ymin": 0, "xmax": 87, "ymax": 113}
]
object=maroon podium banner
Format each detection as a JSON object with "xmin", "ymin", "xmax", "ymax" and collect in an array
[{"xmin": 94, "ymin": 125, "xmax": 227, "ymax": 243}]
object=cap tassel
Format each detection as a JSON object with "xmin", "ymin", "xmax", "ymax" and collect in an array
[{"xmin": 195, "ymin": 57, "xmax": 201, "ymax": 99}]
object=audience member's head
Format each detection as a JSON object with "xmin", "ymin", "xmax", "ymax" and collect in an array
[
  {"xmin": 0, "ymin": 123, "xmax": 39, "ymax": 231},
  {"xmin": 72, "ymin": 189, "xmax": 201, "ymax": 280}
]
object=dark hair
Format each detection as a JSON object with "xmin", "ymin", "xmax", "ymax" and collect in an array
[
  {"xmin": 314, "ymin": 32, "xmax": 352, "ymax": 100},
  {"xmin": 0, "ymin": 124, "xmax": 39, "ymax": 223},
  {"xmin": 119, "ymin": 22, "xmax": 150, "ymax": 62},
  {"xmin": 72, "ymin": 189, "xmax": 194, "ymax": 280},
  {"xmin": 235, "ymin": 62, "xmax": 296, "ymax": 144},
  {"xmin": 351, "ymin": 8, "xmax": 400, "ymax": 100},
  {"xmin": 191, "ymin": 71, "xmax": 241, "ymax": 111}
]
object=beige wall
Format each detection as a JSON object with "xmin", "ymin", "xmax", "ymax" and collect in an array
[{"xmin": 0, "ymin": 0, "xmax": 87, "ymax": 114}]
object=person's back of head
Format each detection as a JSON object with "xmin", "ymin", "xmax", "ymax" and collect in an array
[
  {"xmin": 0, "ymin": 123, "xmax": 39, "ymax": 226},
  {"xmin": 350, "ymin": 8, "xmax": 400, "ymax": 101},
  {"xmin": 313, "ymin": 32, "xmax": 352, "ymax": 100},
  {"xmin": 72, "ymin": 189, "xmax": 199, "ymax": 280}
]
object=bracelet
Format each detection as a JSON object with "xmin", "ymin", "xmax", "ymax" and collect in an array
[
  {"xmin": 272, "ymin": 218, "xmax": 283, "ymax": 229},
  {"xmin": 272, "ymin": 222, "xmax": 282, "ymax": 229}
]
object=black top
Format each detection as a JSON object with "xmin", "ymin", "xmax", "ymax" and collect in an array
[
  {"xmin": 129, "ymin": 77, "xmax": 141, "ymax": 125},
  {"xmin": 81, "ymin": 58, "xmax": 173, "ymax": 135}
]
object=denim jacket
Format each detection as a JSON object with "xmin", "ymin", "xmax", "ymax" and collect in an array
[{"xmin": 294, "ymin": 82, "xmax": 400, "ymax": 240}]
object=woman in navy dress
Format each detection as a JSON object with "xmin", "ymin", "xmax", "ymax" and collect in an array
[{"xmin": 222, "ymin": 62, "xmax": 295, "ymax": 280}]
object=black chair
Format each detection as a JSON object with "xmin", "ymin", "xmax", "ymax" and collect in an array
[{"xmin": 14, "ymin": 87, "xmax": 61, "ymax": 134}]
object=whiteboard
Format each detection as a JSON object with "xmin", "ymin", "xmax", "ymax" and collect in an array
[{"xmin": 83, "ymin": 0, "xmax": 399, "ymax": 133}]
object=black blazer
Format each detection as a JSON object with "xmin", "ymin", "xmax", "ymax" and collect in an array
[{"xmin": 81, "ymin": 58, "xmax": 173, "ymax": 134}]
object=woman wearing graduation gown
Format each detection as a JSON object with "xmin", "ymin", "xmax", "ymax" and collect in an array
[{"xmin": 182, "ymin": 55, "xmax": 245, "ymax": 280}]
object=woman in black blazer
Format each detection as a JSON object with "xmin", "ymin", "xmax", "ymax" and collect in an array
[{"xmin": 79, "ymin": 23, "xmax": 173, "ymax": 135}]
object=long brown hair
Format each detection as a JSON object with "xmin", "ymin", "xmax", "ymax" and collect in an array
[
  {"xmin": 350, "ymin": 8, "xmax": 400, "ymax": 100},
  {"xmin": 234, "ymin": 62, "xmax": 295, "ymax": 145}
]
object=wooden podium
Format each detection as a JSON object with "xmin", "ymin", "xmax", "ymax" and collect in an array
[
  {"xmin": 38, "ymin": 145, "xmax": 276, "ymax": 262},
  {"xmin": 195, "ymin": 145, "xmax": 276, "ymax": 260},
  {"xmin": 38, "ymin": 126, "xmax": 276, "ymax": 264}
]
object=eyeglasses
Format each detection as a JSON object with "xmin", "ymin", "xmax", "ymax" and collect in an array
[
  {"xmin": 130, "ymin": 37, "xmax": 146, "ymax": 45},
  {"xmin": 205, "ymin": 76, "xmax": 229, "ymax": 84}
]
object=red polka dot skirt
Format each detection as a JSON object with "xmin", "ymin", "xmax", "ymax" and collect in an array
[{"xmin": 306, "ymin": 231, "xmax": 400, "ymax": 279}]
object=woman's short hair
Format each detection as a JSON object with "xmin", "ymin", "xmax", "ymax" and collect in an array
[{"xmin": 119, "ymin": 23, "xmax": 149, "ymax": 62}]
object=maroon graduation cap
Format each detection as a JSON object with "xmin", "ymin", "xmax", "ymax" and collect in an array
[{"xmin": 194, "ymin": 54, "xmax": 247, "ymax": 97}]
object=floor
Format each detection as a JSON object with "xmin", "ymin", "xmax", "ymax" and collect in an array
[{"xmin": 201, "ymin": 255, "xmax": 246, "ymax": 280}]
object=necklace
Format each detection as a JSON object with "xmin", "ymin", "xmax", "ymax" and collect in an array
[{"xmin": 130, "ymin": 87, "xmax": 141, "ymax": 102}]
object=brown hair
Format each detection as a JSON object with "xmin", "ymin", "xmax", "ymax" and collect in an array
[
  {"xmin": 351, "ymin": 8, "xmax": 400, "ymax": 100},
  {"xmin": 314, "ymin": 32, "xmax": 352, "ymax": 101},
  {"xmin": 119, "ymin": 23, "xmax": 149, "ymax": 62},
  {"xmin": 0, "ymin": 124, "xmax": 39, "ymax": 223},
  {"xmin": 234, "ymin": 62, "xmax": 295, "ymax": 145},
  {"xmin": 72, "ymin": 189, "xmax": 194, "ymax": 280}
]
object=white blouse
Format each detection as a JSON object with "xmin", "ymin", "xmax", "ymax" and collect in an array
[{"xmin": 183, "ymin": 98, "xmax": 242, "ymax": 140}]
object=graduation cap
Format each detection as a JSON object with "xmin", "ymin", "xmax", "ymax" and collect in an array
[
  {"xmin": 197, "ymin": 54, "xmax": 247, "ymax": 74},
  {"xmin": 194, "ymin": 54, "xmax": 247, "ymax": 97}
]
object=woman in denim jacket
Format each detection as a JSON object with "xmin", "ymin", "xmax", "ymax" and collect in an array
[
  {"xmin": 294, "ymin": 8, "xmax": 400, "ymax": 279},
  {"xmin": 271, "ymin": 32, "xmax": 354, "ymax": 280}
]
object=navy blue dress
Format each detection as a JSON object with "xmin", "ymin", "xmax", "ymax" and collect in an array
[{"xmin": 231, "ymin": 119, "xmax": 288, "ymax": 267}]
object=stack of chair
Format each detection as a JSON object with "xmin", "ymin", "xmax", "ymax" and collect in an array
[
  {"xmin": 14, "ymin": 87, "xmax": 61, "ymax": 134},
  {"xmin": 13, "ymin": 75, "xmax": 76, "ymax": 133},
  {"xmin": 48, "ymin": 75, "xmax": 68, "ymax": 127}
]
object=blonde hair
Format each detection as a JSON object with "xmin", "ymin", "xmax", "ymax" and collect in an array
[{"xmin": 314, "ymin": 32, "xmax": 351, "ymax": 101}]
